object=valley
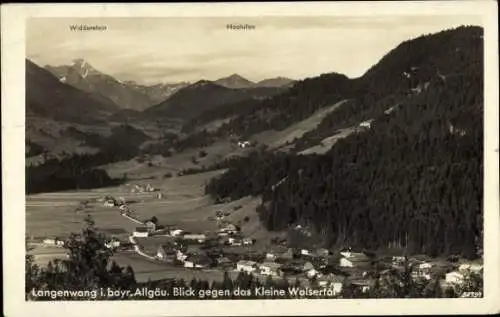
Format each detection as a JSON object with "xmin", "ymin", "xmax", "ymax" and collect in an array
[{"xmin": 24, "ymin": 25, "xmax": 485, "ymax": 299}]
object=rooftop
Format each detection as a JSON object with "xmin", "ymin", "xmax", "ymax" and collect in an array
[
  {"xmin": 260, "ymin": 262, "xmax": 282, "ymax": 270},
  {"xmin": 237, "ymin": 260, "xmax": 257, "ymax": 267}
]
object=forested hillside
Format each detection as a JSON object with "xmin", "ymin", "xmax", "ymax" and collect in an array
[{"xmin": 205, "ymin": 26, "xmax": 484, "ymax": 258}]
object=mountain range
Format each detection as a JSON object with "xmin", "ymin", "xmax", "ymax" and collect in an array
[
  {"xmin": 45, "ymin": 59, "xmax": 189, "ymax": 110},
  {"xmin": 26, "ymin": 59, "xmax": 119, "ymax": 124},
  {"xmin": 214, "ymin": 73, "xmax": 295, "ymax": 89},
  {"xmin": 143, "ymin": 80, "xmax": 284, "ymax": 120}
]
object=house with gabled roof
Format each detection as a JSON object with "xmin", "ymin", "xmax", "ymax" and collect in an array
[
  {"xmin": 259, "ymin": 261, "xmax": 283, "ymax": 276},
  {"xmin": 132, "ymin": 226, "xmax": 149, "ymax": 238},
  {"xmin": 236, "ymin": 260, "xmax": 258, "ymax": 273}
]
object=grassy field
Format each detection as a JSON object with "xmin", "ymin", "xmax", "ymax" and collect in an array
[
  {"xmin": 26, "ymin": 167, "xmax": 286, "ymax": 283},
  {"xmin": 102, "ymin": 140, "xmax": 239, "ymax": 180}
]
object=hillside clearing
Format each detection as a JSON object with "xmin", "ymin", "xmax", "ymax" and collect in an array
[{"xmin": 250, "ymin": 99, "xmax": 348, "ymax": 150}]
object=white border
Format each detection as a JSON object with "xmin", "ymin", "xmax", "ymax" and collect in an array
[{"xmin": 2, "ymin": 2, "xmax": 499, "ymax": 316}]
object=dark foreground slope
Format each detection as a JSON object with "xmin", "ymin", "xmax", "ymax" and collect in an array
[{"xmin": 205, "ymin": 26, "xmax": 484, "ymax": 258}]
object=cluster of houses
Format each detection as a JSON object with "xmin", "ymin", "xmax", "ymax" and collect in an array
[
  {"xmin": 42, "ymin": 237, "xmax": 65, "ymax": 247},
  {"xmin": 102, "ymin": 195, "xmax": 126, "ymax": 208},
  {"xmin": 236, "ymin": 140, "xmax": 252, "ymax": 149},
  {"xmin": 130, "ymin": 183, "xmax": 157, "ymax": 193},
  {"xmin": 444, "ymin": 263, "xmax": 483, "ymax": 287}
]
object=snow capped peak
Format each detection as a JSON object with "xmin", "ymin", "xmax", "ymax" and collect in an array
[{"xmin": 71, "ymin": 58, "xmax": 98, "ymax": 78}]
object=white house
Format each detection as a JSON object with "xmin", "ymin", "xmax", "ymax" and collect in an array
[
  {"xmin": 265, "ymin": 253, "xmax": 277, "ymax": 261},
  {"xmin": 242, "ymin": 238, "xmax": 253, "ymax": 245},
  {"xmin": 184, "ymin": 233, "xmax": 207, "ymax": 243},
  {"xmin": 359, "ymin": 121, "xmax": 372, "ymax": 129},
  {"xmin": 300, "ymin": 249, "xmax": 312, "ymax": 256},
  {"xmin": 237, "ymin": 141, "xmax": 251, "ymax": 149},
  {"xmin": 339, "ymin": 253, "xmax": 371, "ymax": 268},
  {"xmin": 105, "ymin": 239, "xmax": 120, "ymax": 249},
  {"xmin": 42, "ymin": 238, "xmax": 59, "ymax": 246},
  {"xmin": 104, "ymin": 200, "xmax": 115, "ymax": 207},
  {"xmin": 170, "ymin": 229, "xmax": 184, "ymax": 237},
  {"xmin": 228, "ymin": 237, "xmax": 242, "ymax": 246},
  {"xmin": 446, "ymin": 271, "xmax": 465, "ymax": 285},
  {"xmin": 132, "ymin": 227, "xmax": 149, "ymax": 238},
  {"xmin": 340, "ymin": 258, "xmax": 354, "ymax": 268},
  {"xmin": 236, "ymin": 260, "xmax": 258, "ymax": 273},
  {"xmin": 259, "ymin": 262, "xmax": 282, "ymax": 276}
]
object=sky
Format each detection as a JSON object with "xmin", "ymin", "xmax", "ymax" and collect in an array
[{"xmin": 26, "ymin": 16, "xmax": 483, "ymax": 85}]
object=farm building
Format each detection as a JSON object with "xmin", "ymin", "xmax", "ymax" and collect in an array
[
  {"xmin": 103, "ymin": 200, "xmax": 115, "ymax": 208},
  {"xmin": 300, "ymin": 249, "xmax": 312, "ymax": 256},
  {"xmin": 242, "ymin": 237, "xmax": 254, "ymax": 245},
  {"xmin": 259, "ymin": 262, "xmax": 282, "ymax": 276},
  {"xmin": 132, "ymin": 227, "xmax": 149, "ymax": 238},
  {"xmin": 228, "ymin": 237, "xmax": 242, "ymax": 246},
  {"xmin": 237, "ymin": 141, "xmax": 251, "ymax": 148},
  {"xmin": 169, "ymin": 229, "xmax": 184, "ymax": 237},
  {"xmin": 43, "ymin": 238, "xmax": 64, "ymax": 247},
  {"xmin": 339, "ymin": 253, "xmax": 371, "ymax": 268},
  {"xmin": 265, "ymin": 252, "xmax": 278, "ymax": 261},
  {"xmin": 236, "ymin": 260, "xmax": 258, "ymax": 273},
  {"xmin": 359, "ymin": 120, "xmax": 373, "ymax": 129},
  {"xmin": 105, "ymin": 239, "xmax": 120, "ymax": 249},
  {"xmin": 183, "ymin": 233, "xmax": 207, "ymax": 243},
  {"xmin": 220, "ymin": 224, "xmax": 239, "ymax": 234}
]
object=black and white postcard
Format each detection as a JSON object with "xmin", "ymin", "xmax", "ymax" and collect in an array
[{"xmin": 2, "ymin": 1, "xmax": 499, "ymax": 316}]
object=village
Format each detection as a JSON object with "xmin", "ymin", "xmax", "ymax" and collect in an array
[{"xmin": 37, "ymin": 183, "xmax": 483, "ymax": 298}]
